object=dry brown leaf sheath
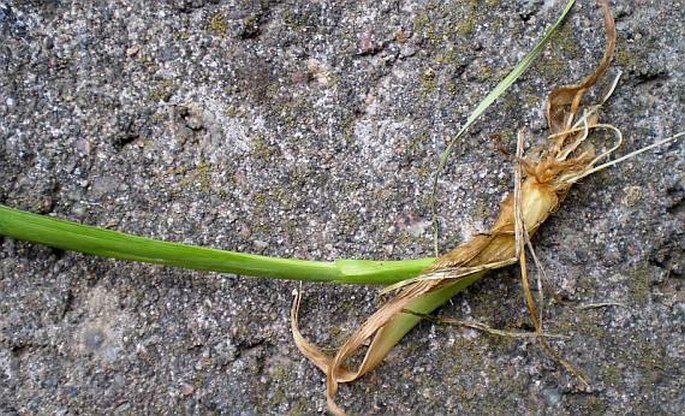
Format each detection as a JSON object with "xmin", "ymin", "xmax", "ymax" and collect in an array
[{"xmin": 292, "ymin": 1, "xmax": 618, "ymax": 414}]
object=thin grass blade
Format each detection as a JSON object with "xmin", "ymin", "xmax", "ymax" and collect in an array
[{"xmin": 431, "ymin": 0, "xmax": 577, "ymax": 254}]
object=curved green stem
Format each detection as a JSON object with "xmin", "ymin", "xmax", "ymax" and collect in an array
[{"xmin": 0, "ymin": 204, "xmax": 433, "ymax": 285}]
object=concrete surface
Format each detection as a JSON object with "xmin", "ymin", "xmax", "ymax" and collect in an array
[{"xmin": 1, "ymin": 0, "xmax": 683, "ymax": 414}]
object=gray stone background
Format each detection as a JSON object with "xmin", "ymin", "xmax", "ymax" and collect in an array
[{"xmin": 1, "ymin": 0, "xmax": 683, "ymax": 414}]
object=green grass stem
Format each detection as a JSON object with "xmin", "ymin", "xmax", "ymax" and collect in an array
[{"xmin": 0, "ymin": 204, "xmax": 433, "ymax": 285}]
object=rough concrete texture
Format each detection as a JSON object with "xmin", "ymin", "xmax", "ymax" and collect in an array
[{"xmin": 1, "ymin": 0, "xmax": 683, "ymax": 414}]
